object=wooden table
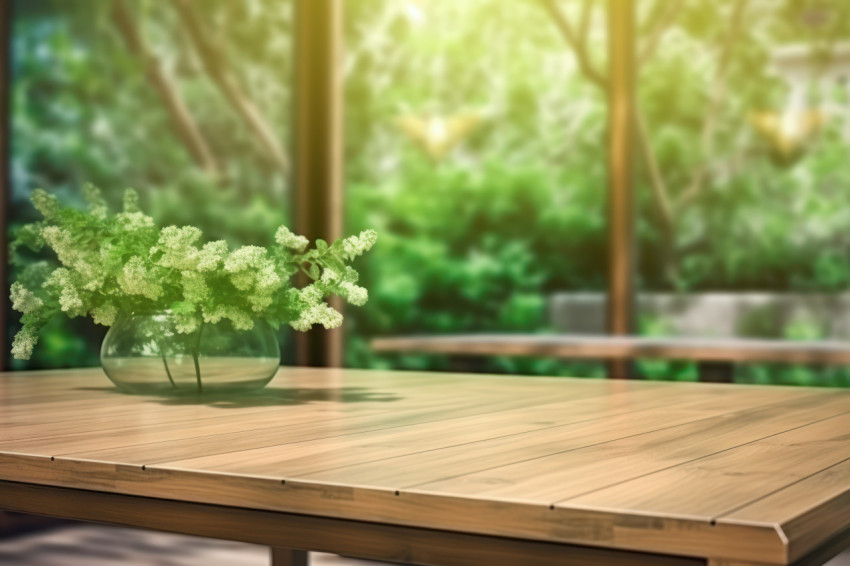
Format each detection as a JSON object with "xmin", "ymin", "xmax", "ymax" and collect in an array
[
  {"xmin": 2, "ymin": 367, "xmax": 850, "ymax": 565},
  {"xmin": 371, "ymin": 334, "xmax": 850, "ymax": 381}
]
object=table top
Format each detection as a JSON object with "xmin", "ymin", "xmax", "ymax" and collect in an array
[
  {"xmin": 1, "ymin": 367, "xmax": 849, "ymax": 565},
  {"xmin": 372, "ymin": 333, "xmax": 850, "ymax": 364}
]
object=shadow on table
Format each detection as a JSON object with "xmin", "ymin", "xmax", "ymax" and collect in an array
[{"xmin": 73, "ymin": 386, "xmax": 404, "ymax": 408}]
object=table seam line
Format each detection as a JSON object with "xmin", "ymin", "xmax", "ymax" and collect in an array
[
  {"xmin": 51, "ymin": 388, "xmax": 654, "ymax": 459},
  {"xmin": 396, "ymin": 392, "xmax": 841, "ymax": 492},
  {"xmin": 712, "ymin": 454, "xmax": 850, "ymax": 522},
  {"xmin": 549, "ymin": 408, "xmax": 850, "ymax": 506}
]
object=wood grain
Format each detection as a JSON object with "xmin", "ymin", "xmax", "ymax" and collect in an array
[
  {"xmin": 291, "ymin": 392, "xmax": 848, "ymax": 493},
  {"xmin": 0, "ymin": 481, "xmax": 704, "ymax": 566},
  {"xmin": 721, "ymin": 458, "xmax": 850, "ymax": 563},
  {"xmin": 1, "ymin": 367, "xmax": 849, "ymax": 564}
]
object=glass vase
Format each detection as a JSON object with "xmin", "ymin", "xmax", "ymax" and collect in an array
[{"xmin": 100, "ymin": 311, "xmax": 280, "ymax": 395}]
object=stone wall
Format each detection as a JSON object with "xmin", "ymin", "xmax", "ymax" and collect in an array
[{"xmin": 549, "ymin": 292, "xmax": 850, "ymax": 339}]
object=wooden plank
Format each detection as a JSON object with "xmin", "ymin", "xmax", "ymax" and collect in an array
[
  {"xmin": 57, "ymin": 378, "xmax": 796, "ymax": 466},
  {"xmin": 371, "ymin": 334, "xmax": 850, "ymax": 365},
  {"xmin": 0, "ymin": 366, "xmax": 603, "ymax": 425},
  {"xmin": 53, "ymin": 384, "xmax": 627, "ymax": 464},
  {"xmin": 39, "ymin": 374, "xmax": 675, "ymax": 464},
  {"xmin": 0, "ymin": 367, "xmax": 559, "ymax": 433},
  {"xmin": 0, "ymin": 463, "xmax": 781, "ymax": 563},
  {"xmin": 5, "ymin": 369, "xmax": 850, "ymax": 563},
  {"xmin": 0, "ymin": 481, "xmax": 704, "ymax": 566},
  {"xmin": 287, "ymin": 391, "xmax": 847, "ymax": 494},
  {"xmin": 159, "ymin": 387, "xmax": 828, "ymax": 481},
  {"xmin": 720, "ymin": 458, "xmax": 850, "ymax": 563},
  {"xmin": 565, "ymin": 412, "xmax": 850, "ymax": 522}
]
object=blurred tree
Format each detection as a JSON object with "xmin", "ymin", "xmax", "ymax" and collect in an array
[
  {"xmin": 9, "ymin": 0, "xmax": 294, "ymax": 369},
  {"xmin": 11, "ymin": 0, "xmax": 850, "ymax": 386}
]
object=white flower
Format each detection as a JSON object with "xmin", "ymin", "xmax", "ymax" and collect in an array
[
  {"xmin": 91, "ymin": 302, "xmax": 118, "ymax": 326},
  {"xmin": 256, "ymin": 263, "xmax": 280, "ymax": 290},
  {"xmin": 196, "ymin": 240, "xmax": 229, "ymax": 272},
  {"xmin": 224, "ymin": 246, "xmax": 281, "ymax": 298},
  {"xmin": 152, "ymin": 226, "xmax": 203, "ymax": 270},
  {"xmin": 274, "ymin": 226, "xmax": 309, "ymax": 252},
  {"xmin": 10, "ymin": 282, "xmax": 43, "ymax": 314},
  {"xmin": 320, "ymin": 269, "xmax": 339, "ymax": 285},
  {"xmin": 77, "ymin": 261, "xmax": 106, "ymax": 291},
  {"xmin": 11, "ymin": 328, "xmax": 37, "ymax": 360},
  {"xmin": 289, "ymin": 303, "xmax": 343, "ymax": 331},
  {"xmin": 229, "ymin": 271, "xmax": 255, "ymax": 291},
  {"xmin": 174, "ymin": 313, "xmax": 201, "ymax": 334},
  {"xmin": 341, "ymin": 229, "xmax": 378, "ymax": 260},
  {"xmin": 341, "ymin": 282, "xmax": 368, "ymax": 306},
  {"xmin": 181, "ymin": 271, "xmax": 210, "ymax": 303},
  {"xmin": 31, "ymin": 189, "xmax": 59, "ymax": 220},
  {"xmin": 201, "ymin": 305, "xmax": 254, "ymax": 330},
  {"xmin": 83, "ymin": 183, "xmax": 108, "ymax": 219},
  {"xmin": 224, "ymin": 246, "xmax": 268, "ymax": 272},
  {"xmin": 41, "ymin": 226, "xmax": 77, "ymax": 265},
  {"xmin": 43, "ymin": 268, "xmax": 86, "ymax": 316},
  {"xmin": 122, "ymin": 188, "xmax": 140, "ymax": 213},
  {"xmin": 117, "ymin": 257, "xmax": 162, "ymax": 300},
  {"xmin": 299, "ymin": 284, "xmax": 324, "ymax": 304},
  {"xmin": 247, "ymin": 291, "xmax": 274, "ymax": 313},
  {"xmin": 40, "ymin": 226, "xmax": 103, "ymax": 291},
  {"xmin": 116, "ymin": 211, "xmax": 154, "ymax": 232}
]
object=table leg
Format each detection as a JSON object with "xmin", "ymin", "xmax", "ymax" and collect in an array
[
  {"xmin": 271, "ymin": 547, "xmax": 308, "ymax": 566},
  {"xmin": 447, "ymin": 355, "xmax": 488, "ymax": 373},
  {"xmin": 607, "ymin": 358, "xmax": 635, "ymax": 379},
  {"xmin": 697, "ymin": 361, "xmax": 735, "ymax": 383}
]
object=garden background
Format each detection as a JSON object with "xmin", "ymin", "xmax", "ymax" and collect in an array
[{"xmin": 10, "ymin": 0, "xmax": 850, "ymax": 386}]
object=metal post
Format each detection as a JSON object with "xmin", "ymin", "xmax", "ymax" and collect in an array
[
  {"xmin": 292, "ymin": 0, "xmax": 344, "ymax": 367},
  {"xmin": 605, "ymin": 0, "xmax": 636, "ymax": 379}
]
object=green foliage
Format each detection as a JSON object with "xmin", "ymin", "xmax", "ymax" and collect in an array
[
  {"xmin": 10, "ymin": 185, "xmax": 376, "ymax": 361},
  {"xmin": 11, "ymin": 0, "xmax": 850, "ymax": 385}
]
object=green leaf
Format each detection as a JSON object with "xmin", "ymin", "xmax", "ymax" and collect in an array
[
  {"xmin": 324, "ymin": 256, "xmax": 345, "ymax": 274},
  {"xmin": 315, "ymin": 239, "xmax": 328, "ymax": 253}
]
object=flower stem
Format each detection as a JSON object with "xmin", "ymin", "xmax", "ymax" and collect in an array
[
  {"xmin": 155, "ymin": 334, "xmax": 177, "ymax": 389},
  {"xmin": 160, "ymin": 351, "xmax": 177, "ymax": 389},
  {"xmin": 191, "ymin": 322, "xmax": 205, "ymax": 393}
]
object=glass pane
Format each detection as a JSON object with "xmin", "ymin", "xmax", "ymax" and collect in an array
[
  {"xmin": 637, "ymin": 1, "xmax": 850, "ymax": 385},
  {"xmin": 10, "ymin": 0, "xmax": 292, "ymax": 369},
  {"xmin": 345, "ymin": 0, "xmax": 609, "ymax": 377}
]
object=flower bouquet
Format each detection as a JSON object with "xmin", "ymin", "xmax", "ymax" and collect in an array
[{"xmin": 10, "ymin": 185, "xmax": 376, "ymax": 393}]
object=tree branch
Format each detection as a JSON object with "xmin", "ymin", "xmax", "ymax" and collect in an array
[
  {"xmin": 676, "ymin": 147, "xmax": 756, "ymax": 211},
  {"xmin": 173, "ymin": 0, "xmax": 290, "ymax": 177},
  {"xmin": 577, "ymin": 0, "xmax": 592, "ymax": 51},
  {"xmin": 638, "ymin": 0, "xmax": 683, "ymax": 67},
  {"xmin": 111, "ymin": 0, "xmax": 220, "ymax": 178},
  {"xmin": 675, "ymin": 0, "xmax": 749, "ymax": 212},
  {"xmin": 636, "ymin": 107, "xmax": 679, "ymax": 283},
  {"xmin": 539, "ymin": 0, "xmax": 607, "ymax": 89},
  {"xmin": 636, "ymin": 109, "xmax": 674, "ymax": 237}
]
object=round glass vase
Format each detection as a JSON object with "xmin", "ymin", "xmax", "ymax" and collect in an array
[{"xmin": 100, "ymin": 311, "xmax": 280, "ymax": 395}]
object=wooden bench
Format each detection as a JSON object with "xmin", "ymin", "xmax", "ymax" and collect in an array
[{"xmin": 371, "ymin": 334, "xmax": 850, "ymax": 382}]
